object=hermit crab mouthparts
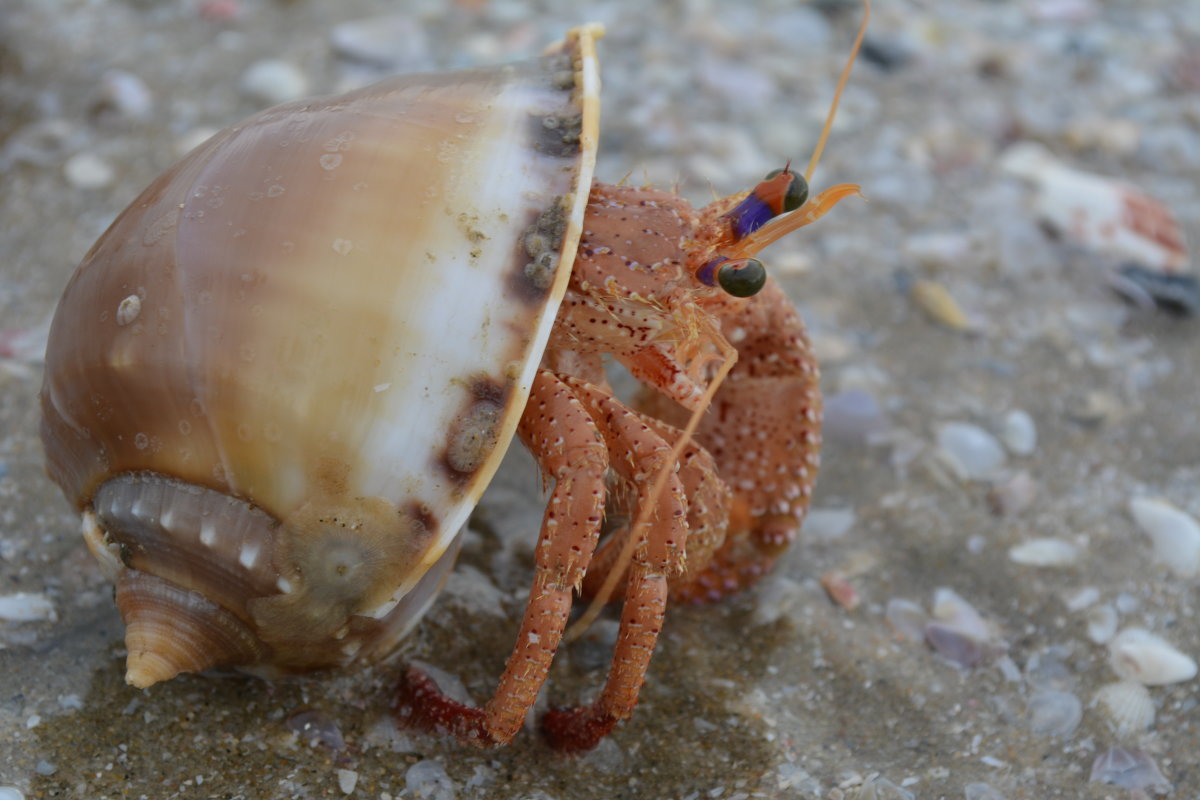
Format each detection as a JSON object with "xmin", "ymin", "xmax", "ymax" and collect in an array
[{"xmin": 41, "ymin": 25, "xmax": 602, "ymax": 684}]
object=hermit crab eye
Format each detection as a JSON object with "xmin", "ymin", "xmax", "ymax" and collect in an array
[
  {"xmin": 764, "ymin": 167, "xmax": 809, "ymax": 213},
  {"xmin": 717, "ymin": 258, "xmax": 767, "ymax": 298}
]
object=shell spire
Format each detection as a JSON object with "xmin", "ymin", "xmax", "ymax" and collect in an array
[{"xmin": 117, "ymin": 571, "xmax": 266, "ymax": 687}]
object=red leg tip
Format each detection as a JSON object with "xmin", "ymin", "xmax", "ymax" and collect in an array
[
  {"xmin": 394, "ymin": 667, "xmax": 494, "ymax": 748},
  {"xmin": 541, "ymin": 706, "xmax": 619, "ymax": 753}
]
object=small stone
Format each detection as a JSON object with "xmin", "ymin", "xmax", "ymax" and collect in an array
[
  {"xmin": 1008, "ymin": 538, "xmax": 1080, "ymax": 567},
  {"xmin": 405, "ymin": 760, "xmax": 455, "ymax": 800},
  {"xmin": 35, "ymin": 760, "xmax": 57, "ymax": 776},
  {"xmin": 824, "ymin": 390, "xmax": 888, "ymax": 444},
  {"xmin": 1026, "ymin": 690, "xmax": 1082, "ymax": 737},
  {"xmin": 885, "ymin": 598, "xmax": 927, "ymax": 642},
  {"xmin": 964, "ymin": 783, "xmax": 1007, "ymax": 800},
  {"xmin": 63, "ymin": 152, "xmax": 115, "ymax": 189},
  {"xmin": 336, "ymin": 768, "xmax": 358, "ymax": 795},
  {"xmin": 1000, "ymin": 410, "xmax": 1036, "ymax": 456},
  {"xmin": 912, "ymin": 278, "xmax": 973, "ymax": 331},
  {"xmin": 801, "ymin": 508, "xmax": 856, "ymax": 541},
  {"xmin": 936, "ymin": 422, "xmax": 1007, "ymax": 481},
  {"xmin": 988, "ymin": 470, "xmax": 1038, "ymax": 517},
  {"xmin": 240, "ymin": 59, "xmax": 309, "ymax": 106},
  {"xmin": 96, "ymin": 70, "xmax": 153, "ymax": 119},
  {"xmin": 1085, "ymin": 604, "xmax": 1118, "ymax": 644},
  {"xmin": 330, "ymin": 16, "xmax": 430, "ymax": 71}
]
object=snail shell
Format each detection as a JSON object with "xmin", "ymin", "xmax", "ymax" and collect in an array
[{"xmin": 40, "ymin": 26, "xmax": 602, "ymax": 686}]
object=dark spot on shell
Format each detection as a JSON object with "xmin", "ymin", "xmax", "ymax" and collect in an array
[
  {"xmin": 530, "ymin": 112, "xmax": 582, "ymax": 158},
  {"xmin": 508, "ymin": 198, "xmax": 569, "ymax": 303},
  {"xmin": 406, "ymin": 501, "xmax": 438, "ymax": 539},
  {"xmin": 439, "ymin": 375, "xmax": 513, "ymax": 484}
]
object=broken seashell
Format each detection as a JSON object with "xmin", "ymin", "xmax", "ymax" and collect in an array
[
  {"xmin": 1108, "ymin": 627, "xmax": 1197, "ymax": 686},
  {"xmin": 1000, "ymin": 142, "xmax": 1190, "ymax": 275},
  {"xmin": 1127, "ymin": 496, "xmax": 1200, "ymax": 579},
  {"xmin": 1093, "ymin": 681, "xmax": 1155, "ymax": 736},
  {"xmin": 820, "ymin": 571, "xmax": 860, "ymax": 610},
  {"xmin": 1089, "ymin": 746, "xmax": 1170, "ymax": 792}
]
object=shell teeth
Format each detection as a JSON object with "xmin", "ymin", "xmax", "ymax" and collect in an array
[{"xmin": 117, "ymin": 569, "xmax": 266, "ymax": 688}]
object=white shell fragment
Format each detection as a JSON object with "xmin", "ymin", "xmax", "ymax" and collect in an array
[
  {"xmin": 1128, "ymin": 496, "xmax": 1200, "ymax": 578},
  {"xmin": 1008, "ymin": 538, "xmax": 1080, "ymax": 567},
  {"xmin": 1000, "ymin": 142, "xmax": 1189, "ymax": 274},
  {"xmin": 1108, "ymin": 627, "xmax": 1197, "ymax": 686},
  {"xmin": 1094, "ymin": 681, "xmax": 1155, "ymax": 735},
  {"xmin": 935, "ymin": 423, "xmax": 1007, "ymax": 481},
  {"xmin": 0, "ymin": 592, "xmax": 58, "ymax": 622}
]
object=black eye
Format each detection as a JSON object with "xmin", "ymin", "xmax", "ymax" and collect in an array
[
  {"xmin": 764, "ymin": 168, "xmax": 809, "ymax": 213},
  {"xmin": 717, "ymin": 258, "xmax": 767, "ymax": 298}
]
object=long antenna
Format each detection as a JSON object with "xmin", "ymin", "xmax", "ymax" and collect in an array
[{"xmin": 803, "ymin": 0, "xmax": 871, "ymax": 183}]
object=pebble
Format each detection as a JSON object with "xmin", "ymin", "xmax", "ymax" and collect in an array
[
  {"xmin": 330, "ymin": 16, "xmax": 430, "ymax": 71},
  {"xmin": 1127, "ymin": 496, "xmax": 1200, "ymax": 578},
  {"xmin": 963, "ymin": 784, "xmax": 1007, "ymax": 800},
  {"xmin": 63, "ymin": 152, "xmax": 115, "ymax": 189},
  {"xmin": 936, "ymin": 423, "xmax": 1007, "ymax": 481},
  {"xmin": 1008, "ymin": 538, "xmax": 1080, "ymax": 567},
  {"xmin": 0, "ymin": 592, "xmax": 57, "ymax": 622},
  {"xmin": 885, "ymin": 598, "xmax": 927, "ymax": 642},
  {"xmin": 336, "ymin": 768, "xmax": 358, "ymax": 795},
  {"xmin": 1000, "ymin": 410, "xmax": 1036, "ymax": 456},
  {"xmin": 287, "ymin": 710, "xmax": 345, "ymax": 751},
  {"xmin": 0, "ymin": 788, "xmax": 24, "ymax": 800},
  {"xmin": 1089, "ymin": 747, "xmax": 1170, "ymax": 792},
  {"xmin": 987, "ymin": 470, "xmax": 1038, "ymax": 517},
  {"xmin": 35, "ymin": 760, "xmax": 56, "ymax": 777},
  {"xmin": 823, "ymin": 390, "xmax": 888, "ymax": 444},
  {"xmin": 801, "ymin": 507, "xmax": 856, "ymax": 542},
  {"xmin": 1085, "ymin": 604, "xmax": 1119, "ymax": 644},
  {"xmin": 405, "ymin": 759, "xmax": 456, "ymax": 800},
  {"xmin": 911, "ymin": 278, "xmax": 972, "ymax": 331},
  {"xmin": 95, "ymin": 70, "xmax": 153, "ymax": 119},
  {"xmin": 1026, "ymin": 690, "xmax": 1082, "ymax": 737},
  {"xmin": 820, "ymin": 571, "xmax": 860, "ymax": 610},
  {"xmin": 1093, "ymin": 681, "xmax": 1155, "ymax": 736},
  {"xmin": 1108, "ymin": 627, "xmax": 1197, "ymax": 686},
  {"xmin": 239, "ymin": 59, "xmax": 309, "ymax": 106}
]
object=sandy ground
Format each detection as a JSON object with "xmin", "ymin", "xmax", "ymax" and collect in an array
[{"xmin": 1, "ymin": 1, "xmax": 1198, "ymax": 798}]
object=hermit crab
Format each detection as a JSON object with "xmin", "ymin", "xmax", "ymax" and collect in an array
[{"xmin": 40, "ymin": 11, "xmax": 867, "ymax": 752}]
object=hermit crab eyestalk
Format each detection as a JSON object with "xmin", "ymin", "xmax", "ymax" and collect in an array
[
  {"xmin": 698, "ymin": 256, "xmax": 767, "ymax": 298},
  {"xmin": 763, "ymin": 167, "xmax": 809, "ymax": 213},
  {"xmin": 722, "ymin": 166, "xmax": 810, "ymax": 241}
]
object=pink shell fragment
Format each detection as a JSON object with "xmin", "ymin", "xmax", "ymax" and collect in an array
[{"xmin": 1000, "ymin": 143, "xmax": 1189, "ymax": 275}]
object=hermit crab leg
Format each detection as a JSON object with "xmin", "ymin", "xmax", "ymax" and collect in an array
[
  {"xmin": 540, "ymin": 378, "xmax": 695, "ymax": 751},
  {"xmin": 396, "ymin": 370, "xmax": 609, "ymax": 747},
  {"xmin": 581, "ymin": 411, "xmax": 730, "ymax": 601}
]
